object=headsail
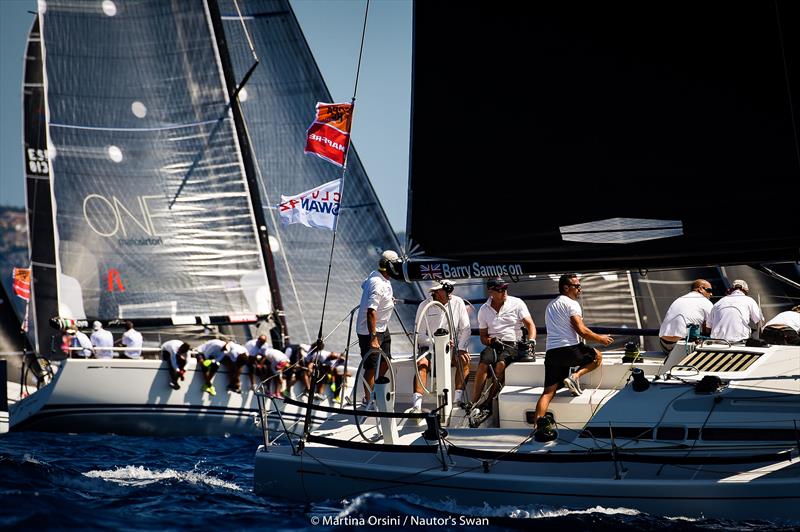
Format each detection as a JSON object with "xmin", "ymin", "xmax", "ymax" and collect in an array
[
  {"xmin": 219, "ymin": 0, "xmax": 422, "ymax": 351},
  {"xmin": 29, "ymin": 1, "xmax": 273, "ymax": 355},
  {"xmin": 407, "ymin": 2, "xmax": 800, "ymax": 277}
]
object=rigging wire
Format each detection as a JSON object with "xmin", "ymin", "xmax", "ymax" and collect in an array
[{"xmin": 315, "ymin": 0, "xmax": 371, "ymax": 348}]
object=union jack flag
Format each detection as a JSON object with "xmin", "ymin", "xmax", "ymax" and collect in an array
[{"xmin": 419, "ymin": 264, "xmax": 443, "ymax": 280}]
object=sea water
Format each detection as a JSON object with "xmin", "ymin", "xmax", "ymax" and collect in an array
[{"xmin": 0, "ymin": 431, "xmax": 795, "ymax": 531}]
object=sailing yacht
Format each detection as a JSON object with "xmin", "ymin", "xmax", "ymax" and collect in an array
[
  {"xmin": 253, "ymin": 1, "xmax": 800, "ymax": 519},
  {"xmin": 6, "ymin": 0, "xmax": 419, "ymax": 436}
]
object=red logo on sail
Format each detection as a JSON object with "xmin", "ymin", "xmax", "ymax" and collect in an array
[
  {"xmin": 304, "ymin": 102, "xmax": 352, "ymax": 167},
  {"xmin": 108, "ymin": 268, "xmax": 125, "ymax": 292},
  {"xmin": 13, "ymin": 267, "xmax": 31, "ymax": 301}
]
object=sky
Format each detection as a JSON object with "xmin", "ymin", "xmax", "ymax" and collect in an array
[{"xmin": 0, "ymin": 0, "xmax": 412, "ymax": 233}]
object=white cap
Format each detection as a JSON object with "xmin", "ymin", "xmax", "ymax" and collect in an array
[
  {"xmin": 732, "ymin": 279, "xmax": 749, "ymax": 292},
  {"xmin": 92, "ymin": 320, "xmax": 102, "ymax": 331},
  {"xmin": 381, "ymin": 250, "xmax": 399, "ymax": 262},
  {"xmin": 429, "ymin": 280, "xmax": 455, "ymax": 291}
]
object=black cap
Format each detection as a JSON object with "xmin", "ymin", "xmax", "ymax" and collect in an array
[{"xmin": 487, "ymin": 277, "xmax": 508, "ymax": 290}]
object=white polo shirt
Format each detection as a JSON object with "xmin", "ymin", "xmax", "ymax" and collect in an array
[
  {"xmin": 196, "ymin": 339, "xmax": 227, "ymax": 362},
  {"xmin": 709, "ymin": 290, "xmax": 764, "ymax": 342},
  {"xmin": 90, "ymin": 328, "xmax": 115, "ymax": 358},
  {"xmin": 161, "ymin": 339, "xmax": 186, "ymax": 369},
  {"xmin": 477, "ymin": 295, "xmax": 531, "ymax": 343},
  {"xmin": 659, "ymin": 291, "xmax": 713, "ymax": 338},
  {"xmin": 245, "ymin": 338, "xmax": 268, "ymax": 358},
  {"xmin": 765, "ymin": 311, "xmax": 800, "ymax": 333},
  {"xmin": 545, "ymin": 295, "xmax": 582, "ymax": 350},
  {"xmin": 414, "ymin": 294, "xmax": 472, "ymax": 352},
  {"xmin": 356, "ymin": 271, "xmax": 394, "ymax": 335},
  {"xmin": 121, "ymin": 328, "xmax": 143, "ymax": 358}
]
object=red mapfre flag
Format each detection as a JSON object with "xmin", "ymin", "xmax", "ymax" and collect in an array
[
  {"xmin": 13, "ymin": 267, "xmax": 31, "ymax": 301},
  {"xmin": 304, "ymin": 102, "xmax": 353, "ymax": 167}
]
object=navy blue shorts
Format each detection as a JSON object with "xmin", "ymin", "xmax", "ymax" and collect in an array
[
  {"xmin": 544, "ymin": 343, "xmax": 597, "ymax": 388},
  {"xmin": 358, "ymin": 331, "xmax": 391, "ymax": 370}
]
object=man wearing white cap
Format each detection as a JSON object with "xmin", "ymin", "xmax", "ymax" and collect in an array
[
  {"xmin": 90, "ymin": 321, "xmax": 114, "ymax": 359},
  {"xmin": 708, "ymin": 280, "xmax": 764, "ymax": 343},
  {"xmin": 412, "ymin": 279, "xmax": 472, "ymax": 410},
  {"xmin": 356, "ymin": 250, "xmax": 401, "ymax": 399}
]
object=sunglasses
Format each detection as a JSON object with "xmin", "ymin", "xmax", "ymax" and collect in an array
[
  {"xmin": 490, "ymin": 287, "xmax": 507, "ymax": 292},
  {"xmin": 700, "ymin": 286, "xmax": 712, "ymax": 293},
  {"xmin": 568, "ymin": 284, "xmax": 582, "ymax": 289}
]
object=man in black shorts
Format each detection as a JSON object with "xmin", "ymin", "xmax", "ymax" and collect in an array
[{"xmin": 534, "ymin": 274, "xmax": 613, "ymax": 441}]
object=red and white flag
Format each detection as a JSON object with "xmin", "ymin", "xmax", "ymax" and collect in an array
[
  {"xmin": 13, "ymin": 267, "xmax": 31, "ymax": 301},
  {"xmin": 304, "ymin": 102, "xmax": 353, "ymax": 167},
  {"xmin": 278, "ymin": 179, "xmax": 342, "ymax": 231}
]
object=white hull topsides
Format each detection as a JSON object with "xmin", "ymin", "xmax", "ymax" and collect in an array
[
  {"xmin": 254, "ymin": 343, "xmax": 800, "ymax": 520},
  {"xmin": 9, "ymin": 357, "xmax": 328, "ymax": 436}
]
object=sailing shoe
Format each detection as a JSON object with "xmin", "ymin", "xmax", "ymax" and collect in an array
[
  {"xmin": 533, "ymin": 416, "xmax": 558, "ymax": 442},
  {"xmin": 228, "ymin": 384, "xmax": 242, "ymax": 394},
  {"xmin": 169, "ymin": 381, "xmax": 180, "ymax": 391},
  {"xmin": 203, "ymin": 384, "xmax": 217, "ymax": 396},
  {"xmin": 314, "ymin": 393, "xmax": 327, "ymax": 402},
  {"xmin": 408, "ymin": 405, "xmax": 425, "ymax": 426},
  {"xmin": 564, "ymin": 376, "xmax": 583, "ymax": 396}
]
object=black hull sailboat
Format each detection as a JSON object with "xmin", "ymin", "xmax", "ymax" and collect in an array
[{"xmin": 254, "ymin": 1, "xmax": 800, "ymax": 519}]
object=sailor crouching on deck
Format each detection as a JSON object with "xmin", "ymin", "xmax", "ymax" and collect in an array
[
  {"xmin": 355, "ymin": 250, "xmax": 400, "ymax": 405},
  {"xmin": 161, "ymin": 339, "xmax": 190, "ymax": 390},
  {"xmin": 761, "ymin": 305, "xmax": 800, "ymax": 346},
  {"xmin": 534, "ymin": 274, "xmax": 612, "ymax": 442}
]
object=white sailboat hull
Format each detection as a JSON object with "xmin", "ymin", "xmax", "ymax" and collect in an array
[{"xmin": 9, "ymin": 357, "xmax": 323, "ymax": 436}]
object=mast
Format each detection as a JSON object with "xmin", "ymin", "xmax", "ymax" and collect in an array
[{"xmin": 206, "ymin": 0, "xmax": 289, "ymax": 347}]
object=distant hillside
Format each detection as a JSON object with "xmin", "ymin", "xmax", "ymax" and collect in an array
[{"xmin": 0, "ymin": 205, "xmax": 29, "ymax": 321}]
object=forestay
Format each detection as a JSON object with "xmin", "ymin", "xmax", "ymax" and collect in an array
[{"xmin": 219, "ymin": 0, "xmax": 421, "ymax": 351}]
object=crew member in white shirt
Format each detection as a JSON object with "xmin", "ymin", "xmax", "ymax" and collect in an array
[
  {"xmin": 221, "ymin": 341, "xmax": 248, "ymax": 394},
  {"xmin": 534, "ymin": 274, "xmax": 612, "ymax": 442},
  {"xmin": 90, "ymin": 321, "xmax": 114, "ymax": 359},
  {"xmin": 708, "ymin": 279, "xmax": 764, "ymax": 343},
  {"xmin": 161, "ymin": 339, "xmax": 191, "ymax": 390},
  {"xmin": 65, "ymin": 328, "xmax": 93, "ymax": 358},
  {"xmin": 471, "ymin": 277, "xmax": 536, "ymax": 417},
  {"xmin": 356, "ymin": 250, "xmax": 400, "ymax": 400},
  {"xmin": 658, "ymin": 279, "xmax": 714, "ymax": 352},
  {"xmin": 195, "ymin": 339, "xmax": 226, "ymax": 396},
  {"xmin": 412, "ymin": 280, "xmax": 472, "ymax": 411},
  {"xmin": 118, "ymin": 321, "xmax": 143, "ymax": 359},
  {"xmin": 264, "ymin": 347, "xmax": 291, "ymax": 398},
  {"xmin": 761, "ymin": 305, "xmax": 800, "ymax": 346},
  {"xmin": 245, "ymin": 335, "xmax": 269, "ymax": 390}
]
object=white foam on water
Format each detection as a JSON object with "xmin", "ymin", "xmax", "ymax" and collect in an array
[
  {"xmin": 339, "ymin": 493, "xmax": 642, "ymax": 520},
  {"xmin": 83, "ymin": 465, "xmax": 241, "ymax": 491}
]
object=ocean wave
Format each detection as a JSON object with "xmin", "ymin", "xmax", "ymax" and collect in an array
[{"xmin": 83, "ymin": 465, "xmax": 242, "ymax": 491}]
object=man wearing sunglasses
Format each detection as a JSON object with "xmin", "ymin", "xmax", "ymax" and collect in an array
[
  {"xmin": 472, "ymin": 277, "xmax": 536, "ymax": 420},
  {"xmin": 534, "ymin": 274, "xmax": 612, "ymax": 442},
  {"xmin": 658, "ymin": 279, "xmax": 714, "ymax": 353}
]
